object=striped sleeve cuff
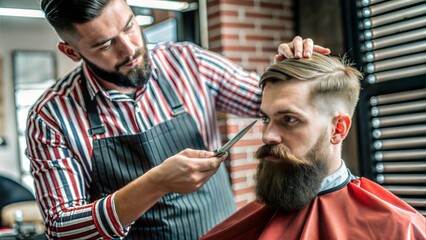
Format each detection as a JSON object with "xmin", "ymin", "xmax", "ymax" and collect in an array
[{"xmin": 92, "ymin": 193, "xmax": 128, "ymax": 239}]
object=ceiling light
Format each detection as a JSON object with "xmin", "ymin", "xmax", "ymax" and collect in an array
[
  {"xmin": 135, "ymin": 15, "xmax": 154, "ymax": 26},
  {"xmin": 0, "ymin": 8, "xmax": 44, "ymax": 18},
  {"xmin": 128, "ymin": 0, "xmax": 198, "ymax": 12},
  {"xmin": 0, "ymin": 1, "xmax": 198, "ymax": 19}
]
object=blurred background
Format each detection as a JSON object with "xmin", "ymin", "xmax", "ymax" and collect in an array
[{"xmin": 0, "ymin": 0, "xmax": 425, "ymax": 231}]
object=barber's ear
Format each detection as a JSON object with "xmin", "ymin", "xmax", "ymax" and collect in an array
[
  {"xmin": 58, "ymin": 42, "xmax": 81, "ymax": 62},
  {"xmin": 330, "ymin": 113, "xmax": 351, "ymax": 145}
]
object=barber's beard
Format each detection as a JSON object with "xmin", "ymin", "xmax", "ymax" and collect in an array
[
  {"xmin": 82, "ymin": 48, "xmax": 152, "ymax": 88},
  {"xmin": 254, "ymin": 132, "xmax": 329, "ymax": 212}
]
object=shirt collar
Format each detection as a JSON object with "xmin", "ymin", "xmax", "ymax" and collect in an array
[
  {"xmin": 318, "ymin": 160, "xmax": 353, "ymax": 193},
  {"xmin": 81, "ymin": 63, "xmax": 105, "ymax": 100},
  {"xmin": 81, "ymin": 63, "xmax": 150, "ymax": 102}
]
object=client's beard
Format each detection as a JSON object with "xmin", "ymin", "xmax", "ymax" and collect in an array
[
  {"xmin": 82, "ymin": 47, "xmax": 152, "ymax": 88},
  {"xmin": 255, "ymin": 137, "xmax": 328, "ymax": 212}
]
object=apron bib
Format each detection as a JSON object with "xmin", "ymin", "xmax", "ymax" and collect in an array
[{"xmin": 82, "ymin": 71, "xmax": 235, "ymax": 239}]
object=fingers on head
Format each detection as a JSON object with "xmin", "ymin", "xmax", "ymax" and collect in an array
[
  {"xmin": 292, "ymin": 36, "xmax": 304, "ymax": 58},
  {"xmin": 278, "ymin": 43, "xmax": 294, "ymax": 59},
  {"xmin": 313, "ymin": 45, "xmax": 331, "ymax": 55},
  {"xmin": 302, "ymin": 38, "xmax": 313, "ymax": 57}
]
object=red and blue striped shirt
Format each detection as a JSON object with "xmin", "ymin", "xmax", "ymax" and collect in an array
[{"xmin": 26, "ymin": 42, "xmax": 261, "ymax": 239}]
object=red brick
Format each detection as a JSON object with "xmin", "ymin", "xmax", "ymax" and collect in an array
[
  {"xmin": 246, "ymin": 35, "xmax": 275, "ymax": 41},
  {"xmin": 207, "ymin": 0, "xmax": 221, "ymax": 8},
  {"xmin": 226, "ymin": 124, "xmax": 240, "ymax": 134},
  {"xmin": 231, "ymin": 163, "xmax": 259, "ymax": 172},
  {"xmin": 208, "ymin": 23, "xmax": 222, "ymax": 31},
  {"xmin": 245, "ymin": 12, "xmax": 274, "ymax": 19},
  {"xmin": 234, "ymin": 139, "xmax": 263, "ymax": 147},
  {"xmin": 232, "ymin": 176, "xmax": 248, "ymax": 184},
  {"xmin": 226, "ymin": 57, "xmax": 242, "ymax": 63},
  {"xmin": 222, "ymin": 0, "xmax": 255, "ymax": 7},
  {"xmin": 248, "ymin": 57, "xmax": 271, "ymax": 63},
  {"xmin": 222, "ymin": 45, "xmax": 257, "ymax": 52},
  {"xmin": 262, "ymin": 46, "xmax": 278, "ymax": 52},
  {"xmin": 222, "ymin": 10, "xmax": 239, "ymax": 17},
  {"xmin": 210, "ymin": 46, "xmax": 223, "ymax": 52},
  {"xmin": 260, "ymin": 2, "xmax": 284, "ymax": 9},
  {"xmin": 261, "ymin": 24, "xmax": 287, "ymax": 31},
  {"xmin": 208, "ymin": 11, "xmax": 221, "ymax": 19},
  {"xmin": 223, "ymin": 34, "xmax": 239, "ymax": 40},
  {"xmin": 245, "ymin": 67, "xmax": 257, "ymax": 72},
  {"xmin": 229, "ymin": 152, "xmax": 248, "ymax": 160},
  {"xmin": 233, "ymin": 186, "xmax": 255, "ymax": 195},
  {"xmin": 222, "ymin": 22, "xmax": 255, "ymax": 29}
]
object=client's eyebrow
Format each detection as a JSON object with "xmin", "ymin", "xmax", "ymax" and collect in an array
[{"xmin": 260, "ymin": 109, "xmax": 296, "ymax": 117}]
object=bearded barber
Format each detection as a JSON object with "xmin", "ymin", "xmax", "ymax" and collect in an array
[{"xmin": 26, "ymin": 0, "xmax": 330, "ymax": 239}]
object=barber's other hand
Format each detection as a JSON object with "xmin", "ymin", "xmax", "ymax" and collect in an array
[
  {"xmin": 151, "ymin": 149, "xmax": 228, "ymax": 195},
  {"xmin": 275, "ymin": 36, "xmax": 331, "ymax": 61}
]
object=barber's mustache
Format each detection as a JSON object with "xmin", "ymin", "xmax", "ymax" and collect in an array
[
  {"xmin": 255, "ymin": 144, "xmax": 313, "ymax": 166},
  {"xmin": 115, "ymin": 48, "xmax": 146, "ymax": 71}
]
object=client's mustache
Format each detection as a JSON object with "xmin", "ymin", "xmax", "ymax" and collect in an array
[
  {"xmin": 255, "ymin": 144, "xmax": 313, "ymax": 166},
  {"xmin": 115, "ymin": 48, "xmax": 146, "ymax": 71}
]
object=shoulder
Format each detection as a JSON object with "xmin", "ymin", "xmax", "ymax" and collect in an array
[
  {"xmin": 151, "ymin": 41, "xmax": 201, "ymax": 54},
  {"xmin": 348, "ymin": 177, "xmax": 425, "ymax": 223},
  {"xmin": 30, "ymin": 66, "xmax": 83, "ymax": 114}
]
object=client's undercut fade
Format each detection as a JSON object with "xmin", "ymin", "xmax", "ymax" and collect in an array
[{"xmin": 259, "ymin": 53, "xmax": 363, "ymax": 117}]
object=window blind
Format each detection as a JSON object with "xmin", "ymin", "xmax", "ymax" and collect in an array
[{"xmin": 345, "ymin": 0, "xmax": 426, "ymax": 216}]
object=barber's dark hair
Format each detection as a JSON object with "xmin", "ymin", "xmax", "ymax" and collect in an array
[{"xmin": 41, "ymin": 0, "xmax": 112, "ymax": 41}]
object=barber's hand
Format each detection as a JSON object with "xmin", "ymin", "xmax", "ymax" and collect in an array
[
  {"xmin": 151, "ymin": 149, "xmax": 228, "ymax": 194},
  {"xmin": 275, "ymin": 36, "xmax": 331, "ymax": 61}
]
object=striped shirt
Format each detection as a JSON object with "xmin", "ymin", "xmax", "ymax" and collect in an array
[{"xmin": 26, "ymin": 42, "xmax": 261, "ymax": 239}]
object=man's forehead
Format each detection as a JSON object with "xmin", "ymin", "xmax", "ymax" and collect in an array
[{"xmin": 261, "ymin": 80, "xmax": 313, "ymax": 115}]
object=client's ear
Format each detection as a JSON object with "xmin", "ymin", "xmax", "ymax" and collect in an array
[
  {"xmin": 58, "ymin": 42, "xmax": 81, "ymax": 62},
  {"xmin": 330, "ymin": 113, "xmax": 351, "ymax": 145}
]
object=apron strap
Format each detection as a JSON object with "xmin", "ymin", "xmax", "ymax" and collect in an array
[
  {"xmin": 80, "ymin": 71, "xmax": 106, "ymax": 136},
  {"xmin": 155, "ymin": 70, "xmax": 186, "ymax": 116}
]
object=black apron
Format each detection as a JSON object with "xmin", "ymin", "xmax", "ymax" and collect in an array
[{"xmin": 82, "ymin": 72, "xmax": 235, "ymax": 239}]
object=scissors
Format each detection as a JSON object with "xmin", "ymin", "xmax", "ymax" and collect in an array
[{"xmin": 214, "ymin": 120, "xmax": 257, "ymax": 157}]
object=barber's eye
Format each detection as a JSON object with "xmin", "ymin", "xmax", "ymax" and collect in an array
[
  {"xmin": 100, "ymin": 42, "xmax": 112, "ymax": 51},
  {"xmin": 284, "ymin": 116, "xmax": 298, "ymax": 124},
  {"xmin": 125, "ymin": 22, "xmax": 135, "ymax": 32}
]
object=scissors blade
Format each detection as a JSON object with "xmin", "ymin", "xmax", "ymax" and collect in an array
[{"xmin": 214, "ymin": 120, "xmax": 257, "ymax": 156}]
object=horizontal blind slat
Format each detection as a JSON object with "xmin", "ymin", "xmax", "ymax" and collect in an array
[
  {"xmin": 376, "ymin": 174, "xmax": 426, "ymax": 184},
  {"xmin": 370, "ymin": 88, "xmax": 426, "ymax": 106},
  {"xmin": 384, "ymin": 186, "xmax": 426, "ymax": 195},
  {"xmin": 374, "ymin": 150, "xmax": 426, "ymax": 161},
  {"xmin": 376, "ymin": 162, "xmax": 426, "ymax": 172},
  {"xmin": 372, "ymin": 113, "xmax": 426, "ymax": 128}
]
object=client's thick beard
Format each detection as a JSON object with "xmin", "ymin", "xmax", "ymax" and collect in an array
[
  {"xmin": 255, "ymin": 138, "xmax": 328, "ymax": 212},
  {"xmin": 83, "ymin": 48, "xmax": 152, "ymax": 88}
]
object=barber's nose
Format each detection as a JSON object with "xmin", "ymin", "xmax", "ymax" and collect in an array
[
  {"xmin": 117, "ymin": 35, "xmax": 136, "ymax": 57},
  {"xmin": 262, "ymin": 124, "xmax": 282, "ymax": 145}
]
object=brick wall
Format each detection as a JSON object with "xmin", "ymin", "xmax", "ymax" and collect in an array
[{"xmin": 207, "ymin": 0, "xmax": 295, "ymax": 208}]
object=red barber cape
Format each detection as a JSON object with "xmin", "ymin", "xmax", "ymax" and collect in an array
[{"xmin": 201, "ymin": 178, "xmax": 426, "ymax": 240}]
